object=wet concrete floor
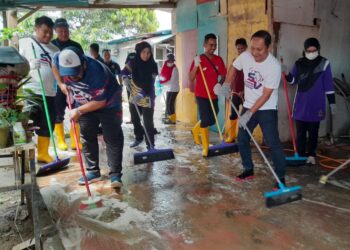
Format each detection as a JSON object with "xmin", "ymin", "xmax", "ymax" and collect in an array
[{"xmin": 36, "ymin": 101, "xmax": 350, "ymax": 250}]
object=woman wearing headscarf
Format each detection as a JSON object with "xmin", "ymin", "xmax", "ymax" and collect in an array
[
  {"xmin": 160, "ymin": 53, "xmax": 179, "ymax": 124},
  {"xmin": 284, "ymin": 38, "xmax": 336, "ymax": 165},
  {"xmin": 125, "ymin": 41, "xmax": 159, "ymax": 148}
]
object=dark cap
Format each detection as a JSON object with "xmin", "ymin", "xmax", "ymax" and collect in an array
[
  {"xmin": 54, "ymin": 18, "xmax": 69, "ymax": 29},
  {"xmin": 125, "ymin": 52, "xmax": 136, "ymax": 64},
  {"xmin": 304, "ymin": 37, "xmax": 320, "ymax": 50},
  {"xmin": 167, "ymin": 53, "xmax": 175, "ymax": 61}
]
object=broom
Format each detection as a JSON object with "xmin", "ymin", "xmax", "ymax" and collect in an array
[
  {"xmin": 282, "ymin": 72, "xmax": 307, "ymax": 166},
  {"xmin": 197, "ymin": 64, "xmax": 238, "ymax": 157},
  {"xmin": 319, "ymin": 159, "xmax": 350, "ymax": 185},
  {"xmin": 229, "ymin": 101, "xmax": 302, "ymax": 208},
  {"xmin": 67, "ymin": 90, "xmax": 102, "ymax": 210}
]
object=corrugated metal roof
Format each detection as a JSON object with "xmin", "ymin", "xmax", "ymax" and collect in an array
[{"xmin": 107, "ymin": 30, "xmax": 172, "ymax": 45}]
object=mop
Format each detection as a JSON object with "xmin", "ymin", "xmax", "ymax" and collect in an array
[
  {"xmin": 32, "ymin": 43, "xmax": 70, "ymax": 175},
  {"xmin": 282, "ymin": 73, "xmax": 308, "ymax": 166},
  {"xmin": 197, "ymin": 64, "xmax": 238, "ymax": 157},
  {"xmin": 319, "ymin": 159, "xmax": 350, "ymax": 185},
  {"xmin": 230, "ymin": 101, "xmax": 302, "ymax": 208},
  {"xmin": 132, "ymin": 102, "xmax": 175, "ymax": 165},
  {"xmin": 67, "ymin": 90, "xmax": 103, "ymax": 210}
]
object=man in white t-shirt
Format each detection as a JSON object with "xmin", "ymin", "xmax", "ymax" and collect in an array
[
  {"xmin": 19, "ymin": 16, "xmax": 59, "ymax": 164},
  {"xmin": 223, "ymin": 30, "xmax": 286, "ymax": 189}
]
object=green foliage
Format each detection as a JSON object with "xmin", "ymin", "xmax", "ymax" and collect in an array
[
  {"xmin": 0, "ymin": 106, "xmax": 28, "ymax": 127},
  {"xmin": 17, "ymin": 9, "xmax": 159, "ymax": 50},
  {"xmin": 0, "ymin": 76, "xmax": 38, "ymax": 128},
  {"xmin": 0, "ymin": 26, "xmax": 24, "ymax": 43}
]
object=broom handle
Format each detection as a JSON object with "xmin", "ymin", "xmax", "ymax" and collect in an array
[
  {"xmin": 282, "ymin": 73, "xmax": 298, "ymax": 154},
  {"xmin": 198, "ymin": 63, "xmax": 223, "ymax": 141},
  {"xmin": 229, "ymin": 101, "xmax": 283, "ymax": 186},
  {"xmin": 133, "ymin": 102, "xmax": 154, "ymax": 150},
  {"xmin": 326, "ymin": 158, "xmax": 350, "ymax": 178},
  {"xmin": 67, "ymin": 90, "xmax": 92, "ymax": 197},
  {"xmin": 31, "ymin": 43, "xmax": 59, "ymax": 160}
]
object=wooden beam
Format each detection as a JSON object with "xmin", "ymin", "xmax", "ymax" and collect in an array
[
  {"xmin": 17, "ymin": 6, "xmax": 42, "ymax": 24},
  {"xmin": 61, "ymin": 3, "xmax": 176, "ymax": 9}
]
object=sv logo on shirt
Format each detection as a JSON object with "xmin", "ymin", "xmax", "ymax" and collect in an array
[{"xmin": 246, "ymin": 69, "xmax": 264, "ymax": 89}]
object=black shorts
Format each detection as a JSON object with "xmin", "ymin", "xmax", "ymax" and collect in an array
[
  {"xmin": 27, "ymin": 95, "xmax": 56, "ymax": 137},
  {"xmin": 196, "ymin": 96, "xmax": 218, "ymax": 128}
]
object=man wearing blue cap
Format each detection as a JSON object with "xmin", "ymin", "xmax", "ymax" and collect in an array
[{"xmin": 53, "ymin": 47, "xmax": 124, "ymax": 188}]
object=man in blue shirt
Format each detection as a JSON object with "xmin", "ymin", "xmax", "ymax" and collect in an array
[{"xmin": 53, "ymin": 47, "xmax": 124, "ymax": 188}]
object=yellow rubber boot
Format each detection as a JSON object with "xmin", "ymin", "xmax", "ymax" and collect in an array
[
  {"xmin": 70, "ymin": 123, "xmax": 82, "ymax": 150},
  {"xmin": 54, "ymin": 123, "xmax": 68, "ymax": 151},
  {"xmin": 225, "ymin": 119, "xmax": 238, "ymax": 143},
  {"xmin": 200, "ymin": 127, "xmax": 209, "ymax": 157},
  {"xmin": 37, "ymin": 136, "xmax": 54, "ymax": 163},
  {"xmin": 169, "ymin": 114, "xmax": 176, "ymax": 123},
  {"xmin": 191, "ymin": 120, "xmax": 201, "ymax": 145}
]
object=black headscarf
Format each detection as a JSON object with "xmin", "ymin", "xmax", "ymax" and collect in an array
[
  {"xmin": 131, "ymin": 41, "xmax": 158, "ymax": 95},
  {"xmin": 295, "ymin": 37, "xmax": 325, "ymax": 92}
]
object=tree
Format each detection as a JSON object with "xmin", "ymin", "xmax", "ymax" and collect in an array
[{"xmin": 17, "ymin": 9, "xmax": 159, "ymax": 50}]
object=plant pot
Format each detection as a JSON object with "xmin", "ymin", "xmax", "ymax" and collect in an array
[{"xmin": 0, "ymin": 126, "xmax": 10, "ymax": 149}]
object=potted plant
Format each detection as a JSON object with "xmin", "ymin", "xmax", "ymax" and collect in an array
[
  {"xmin": 0, "ymin": 76, "xmax": 39, "ymax": 148},
  {"xmin": 0, "ymin": 105, "xmax": 30, "ymax": 148}
]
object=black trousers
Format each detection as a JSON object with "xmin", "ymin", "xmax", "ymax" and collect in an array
[
  {"xmin": 129, "ymin": 103, "xmax": 155, "ymax": 146},
  {"xmin": 79, "ymin": 108, "xmax": 124, "ymax": 177},
  {"xmin": 55, "ymin": 87, "xmax": 67, "ymax": 123},
  {"xmin": 196, "ymin": 96, "xmax": 218, "ymax": 128},
  {"xmin": 229, "ymin": 94, "xmax": 243, "ymax": 120},
  {"xmin": 28, "ymin": 95, "xmax": 56, "ymax": 137},
  {"xmin": 295, "ymin": 120, "xmax": 320, "ymax": 157},
  {"xmin": 165, "ymin": 91, "xmax": 178, "ymax": 116}
]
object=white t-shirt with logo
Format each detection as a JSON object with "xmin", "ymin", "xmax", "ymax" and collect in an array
[
  {"xmin": 19, "ymin": 37, "xmax": 59, "ymax": 97},
  {"xmin": 233, "ymin": 51, "xmax": 281, "ymax": 110}
]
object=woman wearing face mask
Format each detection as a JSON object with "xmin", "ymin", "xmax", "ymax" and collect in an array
[
  {"xmin": 160, "ymin": 53, "xmax": 179, "ymax": 124},
  {"xmin": 284, "ymin": 37, "xmax": 336, "ymax": 165},
  {"xmin": 126, "ymin": 41, "xmax": 159, "ymax": 149}
]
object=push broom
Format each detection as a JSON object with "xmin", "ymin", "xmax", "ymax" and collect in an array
[
  {"xmin": 229, "ymin": 101, "xmax": 302, "ymax": 208},
  {"xmin": 197, "ymin": 64, "xmax": 238, "ymax": 157},
  {"xmin": 282, "ymin": 73, "xmax": 307, "ymax": 166},
  {"xmin": 32, "ymin": 43, "xmax": 70, "ymax": 175},
  {"xmin": 319, "ymin": 159, "xmax": 350, "ymax": 185},
  {"xmin": 67, "ymin": 90, "xmax": 103, "ymax": 210},
  {"xmin": 132, "ymin": 102, "xmax": 175, "ymax": 164}
]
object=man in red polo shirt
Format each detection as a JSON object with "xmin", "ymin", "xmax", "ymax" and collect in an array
[{"xmin": 189, "ymin": 33, "xmax": 227, "ymax": 156}]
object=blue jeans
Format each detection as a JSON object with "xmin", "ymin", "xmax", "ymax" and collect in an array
[{"xmin": 238, "ymin": 108, "xmax": 286, "ymax": 179}]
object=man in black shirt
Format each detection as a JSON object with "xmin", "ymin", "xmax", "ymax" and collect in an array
[
  {"xmin": 89, "ymin": 43, "xmax": 104, "ymax": 63},
  {"xmin": 52, "ymin": 18, "xmax": 83, "ymax": 151},
  {"xmin": 52, "ymin": 18, "xmax": 83, "ymax": 53},
  {"xmin": 102, "ymin": 49, "xmax": 122, "ymax": 85}
]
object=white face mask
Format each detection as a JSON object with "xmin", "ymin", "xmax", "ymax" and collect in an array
[
  {"xmin": 167, "ymin": 62, "xmax": 174, "ymax": 67},
  {"xmin": 305, "ymin": 51, "xmax": 319, "ymax": 60}
]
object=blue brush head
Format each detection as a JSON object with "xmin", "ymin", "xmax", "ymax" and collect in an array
[
  {"xmin": 37, "ymin": 157, "xmax": 70, "ymax": 176},
  {"xmin": 264, "ymin": 185, "xmax": 302, "ymax": 198}
]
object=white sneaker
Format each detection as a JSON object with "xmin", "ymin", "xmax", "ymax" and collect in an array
[{"xmin": 306, "ymin": 156, "xmax": 316, "ymax": 165}]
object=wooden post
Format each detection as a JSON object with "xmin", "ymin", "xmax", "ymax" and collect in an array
[
  {"xmin": 2, "ymin": 11, "xmax": 8, "ymax": 46},
  {"xmin": 6, "ymin": 10, "xmax": 18, "ymax": 48}
]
